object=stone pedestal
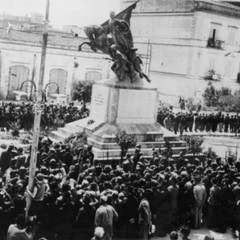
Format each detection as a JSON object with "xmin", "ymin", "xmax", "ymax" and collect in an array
[
  {"xmin": 90, "ymin": 77, "xmax": 158, "ymax": 124},
  {"xmin": 50, "ymin": 76, "xmax": 187, "ymax": 160},
  {"xmin": 76, "ymin": 76, "xmax": 165, "ymax": 160}
]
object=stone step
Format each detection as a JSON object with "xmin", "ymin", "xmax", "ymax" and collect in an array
[
  {"xmin": 161, "ymin": 146, "xmax": 187, "ymax": 154},
  {"xmin": 88, "ymin": 138, "xmax": 186, "ymax": 150},
  {"xmin": 91, "ymin": 132, "xmax": 164, "ymax": 144},
  {"xmin": 94, "ymin": 153, "xmax": 205, "ymax": 162},
  {"xmin": 57, "ymin": 127, "xmax": 75, "ymax": 137},
  {"xmin": 64, "ymin": 123, "xmax": 84, "ymax": 133},
  {"xmin": 167, "ymin": 140, "xmax": 186, "ymax": 148},
  {"xmin": 92, "ymin": 145, "xmax": 186, "ymax": 160},
  {"xmin": 164, "ymin": 135, "xmax": 180, "ymax": 142},
  {"xmin": 49, "ymin": 131, "xmax": 67, "ymax": 142},
  {"xmin": 48, "ymin": 136, "xmax": 59, "ymax": 143}
]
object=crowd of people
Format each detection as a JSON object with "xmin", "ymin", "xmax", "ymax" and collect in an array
[
  {"xmin": 157, "ymin": 110, "xmax": 240, "ymax": 136},
  {"xmin": 0, "ymin": 102, "xmax": 89, "ymax": 132},
  {"xmin": 0, "ymin": 137, "xmax": 240, "ymax": 240}
]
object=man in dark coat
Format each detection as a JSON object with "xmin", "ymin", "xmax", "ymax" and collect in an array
[
  {"xmin": 224, "ymin": 114, "xmax": 230, "ymax": 133},
  {"xmin": 75, "ymin": 194, "xmax": 96, "ymax": 239},
  {"xmin": 0, "ymin": 145, "xmax": 14, "ymax": 174},
  {"xmin": 95, "ymin": 195, "xmax": 118, "ymax": 240},
  {"xmin": 138, "ymin": 194, "xmax": 152, "ymax": 240}
]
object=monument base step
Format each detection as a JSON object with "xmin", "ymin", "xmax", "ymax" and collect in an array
[
  {"xmin": 91, "ymin": 146, "xmax": 187, "ymax": 160},
  {"xmin": 87, "ymin": 138, "xmax": 186, "ymax": 150},
  {"xmin": 50, "ymin": 118, "xmax": 187, "ymax": 160}
]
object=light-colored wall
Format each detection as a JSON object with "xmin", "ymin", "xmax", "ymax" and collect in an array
[
  {"xmin": 122, "ymin": 0, "xmax": 194, "ymax": 13},
  {"xmin": 125, "ymin": 1, "xmax": 240, "ymax": 106},
  {"xmin": 0, "ymin": 41, "xmax": 110, "ymax": 101},
  {"xmin": 190, "ymin": 11, "xmax": 240, "ymax": 95},
  {"xmin": 129, "ymin": 12, "xmax": 194, "ymax": 105},
  {"xmin": 131, "ymin": 13, "xmax": 194, "ymax": 40}
]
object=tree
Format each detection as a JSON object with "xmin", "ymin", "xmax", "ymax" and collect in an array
[
  {"xmin": 203, "ymin": 83, "xmax": 232, "ymax": 108},
  {"xmin": 219, "ymin": 90, "xmax": 240, "ymax": 113},
  {"xmin": 72, "ymin": 80, "xmax": 95, "ymax": 104},
  {"xmin": 182, "ymin": 136, "xmax": 203, "ymax": 156},
  {"xmin": 115, "ymin": 130, "xmax": 137, "ymax": 166},
  {"xmin": 202, "ymin": 83, "xmax": 218, "ymax": 107}
]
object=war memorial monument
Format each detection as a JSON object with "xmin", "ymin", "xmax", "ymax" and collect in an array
[{"xmin": 51, "ymin": 2, "xmax": 185, "ymax": 160}]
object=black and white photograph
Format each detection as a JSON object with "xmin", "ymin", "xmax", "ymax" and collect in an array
[{"xmin": 0, "ymin": 0, "xmax": 240, "ymax": 240}]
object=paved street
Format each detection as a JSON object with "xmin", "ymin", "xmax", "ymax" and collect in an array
[
  {"xmin": 115, "ymin": 228, "xmax": 237, "ymax": 240},
  {"xmin": 151, "ymin": 228, "xmax": 236, "ymax": 240}
]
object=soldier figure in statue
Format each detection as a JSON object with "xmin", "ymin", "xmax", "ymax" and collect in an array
[{"xmin": 79, "ymin": 1, "xmax": 150, "ymax": 83}]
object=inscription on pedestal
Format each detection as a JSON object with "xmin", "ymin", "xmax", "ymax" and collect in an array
[
  {"xmin": 90, "ymin": 85, "xmax": 109, "ymax": 122},
  {"xmin": 94, "ymin": 93, "xmax": 104, "ymax": 106}
]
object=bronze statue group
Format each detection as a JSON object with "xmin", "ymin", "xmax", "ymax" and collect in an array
[{"xmin": 79, "ymin": 3, "xmax": 150, "ymax": 83}]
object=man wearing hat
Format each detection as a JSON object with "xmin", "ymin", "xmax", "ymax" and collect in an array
[
  {"xmin": 7, "ymin": 213, "xmax": 37, "ymax": 240},
  {"xmin": 132, "ymin": 148, "xmax": 141, "ymax": 172},
  {"xmin": 138, "ymin": 193, "xmax": 152, "ymax": 240},
  {"xmin": 27, "ymin": 173, "xmax": 47, "ymax": 220},
  {"xmin": 0, "ymin": 144, "xmax": 14, "ymax": 174},
  {"xmin": 193, "ymin": 176, "xmax": 206, "ymax": 229},
  {"xmin": 170, "ymin": 231, "xmax": 178, "ymax": 240},
  {"xmin": 95, "ymin": 195, "xmax": 118, "ymax": 240},
  {"xmin": 123, "ymin": 153, "xmax": 133, "ymax": 172}
]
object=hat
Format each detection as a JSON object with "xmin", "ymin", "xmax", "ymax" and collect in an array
[
  {"xmin": 0, "ymin": 143, "xmax": 7, "ymax": 149},
  {"xmin": 41, "ymin": 152, "xmax": 47, "ymax": 157},
  {"xmin": 185, "ymin": 181, "xmax": 192, "ymax": 189},
  {"xmin": 36, "ymin": 173, "xmax": 44, "ymax": 182},
  {"xmin": 50, "ymin": 158, "xmax": 56, "ymax": 164},
  {"xmin": 94, "ymin": 227, "xmax": 105, "ymax": 238},
  {"xmin": 104, "ymin": 165, "xmax": 112, "ymax": 173},
  {"xmin": 54, "ymin": 143, "xmax": 60, "ymax": 149},
  {"xmin": 81, "ymin": 180, "xmax": 89, "ymax": 189},
  {"xmin": 19, "ymin": 166, "xmax": 26, "ymax": 172},
  {"xmin": 100, "ymin": 195, "xmax": 108, "ymax": 204},
  {"xmin": 180, "ymin": 171, "xmax": 188, "ymax": 177},
  {"xmin": 49, "ymin": 148, "xmax": 56, "ymax": 153},
  {"xmin": 118, "ymin": 192, "xmax": 125, "ymax": 198},
  {"xmin": 136, "ymin": 144, "xmax": 141, "ymax": 149},
  {"xmin": 170, "ymin": 231, "xmax": 178, "ymax": 240}
]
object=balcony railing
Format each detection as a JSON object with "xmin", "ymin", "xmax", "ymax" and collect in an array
[
  {"xmin": 207, "ymin": 38, "xmax": 225, "ymax": 50},
  {"xmin": 204, "ymin": 71, "xmax": 221, "ymax": 81}
]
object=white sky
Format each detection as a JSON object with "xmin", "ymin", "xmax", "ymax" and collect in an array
[{"xmin": 0, "ymin": 0, "xmax": 122, "ymax": 29}]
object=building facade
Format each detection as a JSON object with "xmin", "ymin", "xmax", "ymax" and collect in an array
[
  {"xmin": 0, "ymin": 27, "xmax": 111, "ymax": 102},
  {"xmin": 122, "ymin": 0, "xmax": 240, "ymax": 106}
]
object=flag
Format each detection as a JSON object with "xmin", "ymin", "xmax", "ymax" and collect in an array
[{"xmin": 101, "ymin": 0, "xmax": 139, "ymax": 27}]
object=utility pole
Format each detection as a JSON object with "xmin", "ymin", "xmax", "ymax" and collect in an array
[
  {"xmin": 30, "ymin": 54, "xmax": 37, "ymax": 101},
  {"xmin": 26, "ymin": 0, "xmax": 50, "ymax": 219}
]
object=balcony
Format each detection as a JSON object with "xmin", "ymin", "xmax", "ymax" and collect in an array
[
  {"xmin": 207, "ymin": 38, "xmax": 225, "ymax": 50},
  {"xmin": 204, "ymin": 70, "xmax": 221, "ymax": 81}
]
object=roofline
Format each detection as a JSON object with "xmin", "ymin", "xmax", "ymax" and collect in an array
[{"xmin": 194, "ymin": 0, "xmax": 240, "ymax": 19}]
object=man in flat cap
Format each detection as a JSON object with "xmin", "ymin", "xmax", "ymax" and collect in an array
[{"xmin": 95, "ymin": 195, "xmax": 118, "ymax": 240}]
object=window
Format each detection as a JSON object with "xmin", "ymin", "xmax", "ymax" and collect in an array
[
  {"xmin": 209, "ymin": 58, "xmax": 215, "ymax": 70},
  {"xmin": 237, "ymin": 73, "xmax": 240, "ymax": 83},
  {"xmin": 225, "ymin": 60, "xmax": 232, "ymax": 76},
  {"xmin": 227, "ymin": 26, "xmax": 237, "ymax": 45},
  {"xmin": 212, "ymin": 29, "xmax": 217, "ymax": 42},
  {"xmin": 204, "ymin": 58, "xmax": 217, "ymax": 80},
  {"xmin": 209, "ymin": 23, "xmax": 222, "ymax": 41},
  {"xmin": 207, "ymin": 23, "xmax": 224, "ymax": 49},
  {"xmin": 85, "ymin": 71, "xmax": 102, "ymax": 81},
  {"xmin": 237, "ymin": 63, "xmax": 240, "ymax": 83}
]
